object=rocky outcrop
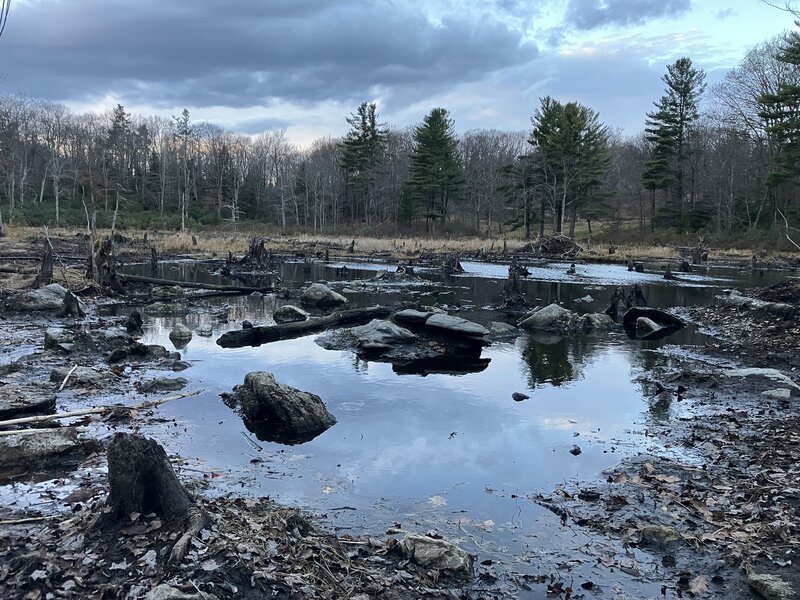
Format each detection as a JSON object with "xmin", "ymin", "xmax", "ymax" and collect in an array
[
  {"xmin": 224, "ymin": 372, "xmax": 336, "ymax": 444},
  {"xmin": 5, "ymin": 283, "xmax": 67, "ymax": 311},
  {"xmin": 273, "ymin": 305, "xmax": 309, "ymax": 324},
  {"xmin": 622, "ymin": 307, "xmax": 687, "ymax": 340},
  {"xmin": 301, "ymin": 283, "xmax": 347, "ymax": 308},
  {"xmin": 581, "ymin": 313, "xmax": 615, "ymax": 332},
  {"xmin": 342, "ymin": 319, "xmax": 417, "ymax": 352},
  {"xmin": 50, "ymin": 366, "xmax": 116, "ymax": 388},
  {"xmin": 425, "ymin": 313, "xmax": 489, "ymax": 340},
  {"xmin": 489, "ymin": 321, "xmax": 520, "ymax": 340}
]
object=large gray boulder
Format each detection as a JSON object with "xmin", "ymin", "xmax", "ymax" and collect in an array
[
  {"xmin": 581, "ymin": 313, "xmax": 615, "ymax": 332},
  {"xmin": 301, "ymin": 283, "xmax": 347, "ymax": 308},
  {"xmin": 273, "ymin": 305, "xmax": 310, "ymax": 324},
  {"xmin": 489, "ymin": 321, "xmax": 520, "ymax": 340},
  {"xmin": 228, "ymin": 372, "xmax": 336, "ymax": 444},
  {"xmin": 6, "ymin": 283, "xmax": 67, "ymax": 311},
  {"xmin": 347, "ymin": 319, "xmax": 417, "ymax": 351},
  {"xmin": 425, "ymin": 313, "xmax": 489, "ymax": 340},
  {"xmin": 518, "ymin": 303, "xmax": 577, "ymax": 333}
]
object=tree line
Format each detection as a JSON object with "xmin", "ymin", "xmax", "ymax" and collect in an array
[{"xmin": 2, "ymin": 27, "xmax": 800, "ymax": 245}]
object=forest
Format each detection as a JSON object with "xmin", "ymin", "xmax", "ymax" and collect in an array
[{"xmin": 1, "ymin": 30, "xmax": 800, "ymax": 248}]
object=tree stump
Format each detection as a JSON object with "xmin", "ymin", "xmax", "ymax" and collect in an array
[
  {"xmin": 58, "ymin": 290, "xmax": 86, "ymax": 318},
  {"xmin": 150, "ymin": 247, "xmax": 159, "ymax": 277},
  {"xmin": 87, "ymin": 236, "xmax": 124, "ymax": 294},
  {"xmin": 107, "ymin": 433, "xmax": 209, "ymax": 563},
  {"xmin": 34, "ymin": 239, "xmax": 54, "ymax": 288}
]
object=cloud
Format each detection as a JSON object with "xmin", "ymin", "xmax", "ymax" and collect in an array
[
  {"xmin": 566, "ymin": 0, "xmax": 692, "ymax": 31},
  {"xmin": 2, "ymin": 0, "xmax": 535, "ymax": 112}
]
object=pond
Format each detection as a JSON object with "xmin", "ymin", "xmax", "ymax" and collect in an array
[{"xmin": 120, "ymin": 258, "xmax": 784, "ymax": 594}]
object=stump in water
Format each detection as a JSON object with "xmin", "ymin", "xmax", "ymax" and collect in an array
[
  {"xmin": 107, "ymin": 433, "xmax": 209, "ymax": 563},
  {"xmin": 58, "ymin": 290, "xmax": 86, "ymax": 318},
  {"xmin": 243, "ymin": 237, "xmax": 271, "ymax": 268},
  {"xmin": 34, "ymin": 239, "xmax": 54, "ymax": 288},
  {"xmin": 150, "ymin": 247, "xmax": 158, "ymax": 277},
  {"xmin": 87, "ymin": 236, "xmax": 123, "ymax": 294}
]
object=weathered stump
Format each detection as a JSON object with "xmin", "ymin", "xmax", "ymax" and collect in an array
[
  {"xmin": 87, "ymin": 236, "xmax": 124, "ymax": 294},
  {"xmin": 34, "ymin": 240, "xmax": 54, "ymax": 288},
  {"xmin": 107, "ymin": 433, "xmax": 209, "ymax": 563},
  {"xmin": 58, "ymin": 290, "xmax": 86, "ymax": 318}
]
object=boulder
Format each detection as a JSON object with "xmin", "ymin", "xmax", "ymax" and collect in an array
[
  {"xmin": 0, "ymin": 427, "xmax": 89, "ymax": 469},
  {"xmin": 636, "ymin": 316, "xmax": 661, "ymax": 335},
  {"xmin": 151, "ymin": 285, "xmax": 185, "ymax": 300},
  {"xmin": 195, "ymin": 324, "xmax": 213, "ymax": 337},
  {"xmin": 139, "ymin": 377, "xmax": 188, "ymax": 393},
  {"xmin": 145, "ymin": 584, "xmax": 218, "ymax": 600},
  {"xmin": 393, "ymin": 309, "xmax": 434, "ymax": 326},
  {"xmin": 622, "ymin": 307, "xmax": 687, "ymax": 330},
  {"xmin": 44, "ymin": 327, "xmax": 74, "ymax": 351},
  {"xmin": 5, "ymin": 283, "xmax": 67, "ymax": 311},
  {"xmin": 301, "ymin": 283, "xmax": 347, "ymax": 308},
  {"xmin": 273, "ymin": 305, "xmax": 309, "ymax": 324},
  {"xmin": 0, "ymin": 385, "xmax": 56, "ymax": 419},
  {"xmin": 346, "ymin": 319, "xmax": 417, "ymax": 351},
  {"xmin": 227, "ymin": 372, "xmax": 336, "ymax": 444},
  {"xmin": 746, "ymin": 569, "xmax": 795, "ymax": 600},
  {"xmin": 489, "ymin": 321, "xmax": 520, "ymax": 340},
  {"xmin": 518, "ymin": 303, "xmax": 577, "ymax": 333},
  {"xmin": 581, "ymin": 313, "xmax": 615, "ymax": 332},
  {"xmin": 398, "ymin": 533, "xmax": 473, "ymax": 574},
  {"xmin": 424, "ymin": 313, "xmax": 489, "ymax": 340},
  {"xmin": 169, "ymin": 323, "xmax": 193, "ymax": 345}
]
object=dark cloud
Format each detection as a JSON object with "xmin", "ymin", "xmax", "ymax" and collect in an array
[
  {"xmin": 1, "ymin": 0, "xmax": 535, "ymax": 110},
  {"xmin": 566, "ymin": 0, "xmax": 692, "ymax": 30}
]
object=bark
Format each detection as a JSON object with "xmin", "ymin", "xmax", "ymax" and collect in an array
[
  {"xmin": 33, "ymin": 239, "xmax": 54, "ymax": 288},
  {"xmin": 106, "ymin": 433, "xmax": 209, "ymax": 563},
  {"xmin": 216, "ymin": 305, "xmax": 393, "ymax": 348},
  {"xmin": 58, "ymin": 290, "xmax": 86, "ymax": 318}
]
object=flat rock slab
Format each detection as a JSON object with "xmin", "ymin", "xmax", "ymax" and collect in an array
[
  {"xmin": 0, "ymin": 427, "xmax": 86, "ymax": 469},
  {"xmin": 0, "ymin": 385, "xmax": 57, "ymax": 419},
  {"xmin": 723, "ymin": 368, "xmax": 800, "ymax": 395},
  {"xmin": 50, "ymin": 366, "xmax": 116, "ymax": 388},
  {"xmin": 424, "ymin": 313, "xmax": 489, "ymax": 339},
  {"xmin": 393, "ymin": 309, "xmax": 434, "ymax": 326},
  {"xmin": 139, "ymin": 377, "xmax": 188, "ymax": 393}
]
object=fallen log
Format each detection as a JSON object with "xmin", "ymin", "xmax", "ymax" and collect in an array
[
  {"xmin": 217, "ymin": 305, "xmax": 393, "ymax": 348},
  {"xmin": 119, "ymin": 273, "xmax": 274, "ymax": 294}
]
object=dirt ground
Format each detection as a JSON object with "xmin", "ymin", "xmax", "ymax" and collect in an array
[{"xmin": 0, "ymin": 229, "xmax": 799, "ymax": 599}]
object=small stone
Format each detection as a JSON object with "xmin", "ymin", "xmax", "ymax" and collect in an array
[
  {"xmin": 512, "ymin": 392, "xmax": 529, "ymax": 402},
  {"xmin": 242, "ymin": 320, "xmax": 254, "ymax": 329},
  {"xmin": 570, "ymin": 445, "xmax": 582, "ymax": 456}
]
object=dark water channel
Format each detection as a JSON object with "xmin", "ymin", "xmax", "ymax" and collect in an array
[{"xmin": 120, "ymin": 258, "xmax": 784, "ymax": 594}]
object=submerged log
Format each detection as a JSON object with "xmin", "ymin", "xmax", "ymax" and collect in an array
[
  {"xmin": 217, "ymin": 305, "xmax": 393, "ymax": 348},
  {"xmin": 106, "ymin": 432, "xmax": 209, "ymax": 563},
  {"xmin": 119, "ymin": 273, "xmax": 274, "ymax": 293}
]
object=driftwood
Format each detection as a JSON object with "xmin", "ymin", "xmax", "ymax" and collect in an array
[
  {"xmin": 0, "ymin": 390, "xmax": 200, "ymax": 430},
  {"xmin": 106, "ymin": 433, "xmax": 209, "ymax": 564},
  {"xmin": 119, "ymin": 273, "xmax": 274, "ymax": 293},
  {"xmin": 216, "ymin": 305, "xmax": 393, "ymax": 348}
]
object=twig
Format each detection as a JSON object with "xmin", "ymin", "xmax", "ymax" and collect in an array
[
  {"xmin": 58, "ymin": 365, "xmax": 78, "ymax": 391},
  {"xmin": 240, "ymin": 431, "xmax": 263, "ymax": 451},
  {"xmin": 776, "ymin": 208, "xmax": 800, "ymax": 251}
]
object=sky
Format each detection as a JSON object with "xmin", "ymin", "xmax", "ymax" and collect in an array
[{"xmin": 0, "ymin": 0, "xmax": 795, "ymax": 146}]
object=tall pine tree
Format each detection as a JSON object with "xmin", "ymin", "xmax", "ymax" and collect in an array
[
  {"xmin": 528, "ymin": 97, "xmax": 610, "ymax": 235},
  {"xmin": 404, "ymin": 108, "xmax": 463, "ymax": 230},
  {"xmin": 339, "ymin": 102, "xmax": 388, "ymax": 224},
  {"xmin": 643, "ymin": 57, "xmax": 706, "ymax": 229}
]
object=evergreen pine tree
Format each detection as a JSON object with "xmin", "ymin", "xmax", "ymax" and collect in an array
[
  {"xmin": 404, "ymin": 108, "xmax": 463, "ymax": 230},
  {"xmin": 339, "ymin": 102, "xmax": 388, "ymax": 223},
  {"xmin": 643, "ymin": 57, "xmax": 706, "ymax": 229}
]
